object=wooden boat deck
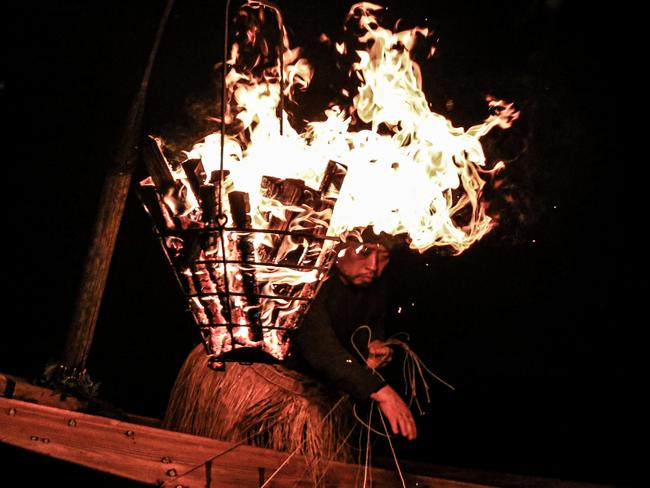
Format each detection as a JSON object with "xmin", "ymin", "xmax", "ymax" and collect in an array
[{"xmin": 1, "ymin": 373, "xmax": 613, "ymax": 487}]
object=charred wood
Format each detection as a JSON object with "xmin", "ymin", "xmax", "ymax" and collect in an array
[
  {"xmin": 141, "ymin": 136, "xmax": 175, "ymax": 192},
  {"xmin": 181, "ymin": 158, "xmax": 205, "ymax": 202}
]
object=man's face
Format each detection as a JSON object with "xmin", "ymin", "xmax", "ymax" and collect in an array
[{"xmin": 335, "ymin": 242, "xmax": 391, "ymax": 287}]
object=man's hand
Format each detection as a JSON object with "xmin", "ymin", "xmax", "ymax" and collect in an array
[
  {"xmin": 367, "ymin": 340, "xmax": 393, "ymax": 369},
  {"xmin": 370, "ymin": 385, "xmax": 417, "ymax": 440}
]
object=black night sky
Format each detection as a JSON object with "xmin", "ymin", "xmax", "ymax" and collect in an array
[{"xmin": 2, "ymin": 1, "xmax": 636, "ymax": 486}]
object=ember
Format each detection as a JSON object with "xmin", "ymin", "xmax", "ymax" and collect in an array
[{"xmin": 139, "ymin": 1, "xmax": 518, "ymax": 364}]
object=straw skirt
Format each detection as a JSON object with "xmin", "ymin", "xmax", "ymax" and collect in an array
[{"xmin": 162, "ymin": 344, "xmax": 354, "ymax": 469}]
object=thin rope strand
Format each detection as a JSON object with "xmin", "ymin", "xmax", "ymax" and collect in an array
[
  {"xmin": 352, "ymin": 402, "xmax": 389, "ymax": 437},
  {"xmin": 378, "ymin": 409, "xmax": 407, "ymax": 488},
  {"xmin": 309, "ymin": 423, "xmax": 358, "ymax": 487},
  {"xmin": 363, "ymin": 401, "xmax": 374, "ymax": 488}
]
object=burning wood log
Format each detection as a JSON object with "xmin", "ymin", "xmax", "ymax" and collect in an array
[
  {"xmin": 196, "ymin": 170, "xmax": 231, "ymax": 257},
  {"xmin": 299, "ymin": 160, "xmax": 347, "ymax": 267},
  {"xmin": 208, "ymin": 169, "xmax": 233, "ymax": 211},
  {"xmin": 138, "ymin": 183, "xmax": 174, "ymax": 231},
  {"xmin": 205, "ymin": 262, "xmax": 232, "ymax": 325},
  {"xmin": 278, "ymin": 243, "xmax": 338, "ymax": 330},
  {"xmin": 190, "ymin": 294, "xmax": 226, "ymax": 328},
  {"xmin": 181, "ymin": 158, "xmax": 204, "ymax": 201},
  {"xmin": 199, "ymin": 184, "xmax": 216, "ymax": 224},
  {"xmin": 271, "ymin": 185, "xmax": 321, "ymax": 265},
  {"xmin": 181, "ymin": 268, "xmax": 198, "ymax": 295},
  {"xmin": 257, "ymin": 177, "xmax": 306, "ymax": 263},
  {"xmin": 179, "ymin": 233, "xmax": 202, "ymax": 266},
  {"xmin": 273, "ymin": 161, "xmax": 347, "ymax": 267},
  {"xmin": 203, "ymin": 325, "xmax": 230, "ymax": 369},
  {"xmin": 228, "ymin": 191, "xmax": 263, "ymax": 342},
  {"xmin": 190, "ymin": 297, "xmax": 210, "ymax": 326},
  {"xmin": 319, "ymin": 160, "xmax": 348, "ymax": 202},
  {"xmin": 142, "ymin": 135, "xmax": 175, "ymax": 192},
  {"xmin": 193, "ymin": 264, "xmax": 217, "ymax": 294},
  {"xmin": 142, "ymin": 137, "xmax": 199, "ymax": 230},
  {"xmin": 183, "ymin": 263, "xmax": 229, "ymax": 327},
  {"xmin": 159, "ymin": 236, "xmax": 184, "ymax": 267},
  {"xmin": 200, "ymin": 170, "xmax": 232, "ymax": 256},
  {"xmin": 203, "ymin": 296, "xmax": 227, "ymax": 326}
]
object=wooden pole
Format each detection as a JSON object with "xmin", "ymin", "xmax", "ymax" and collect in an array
[
  {"xmin": 61, "ymin": 170, "xmax": 133, "ymax": 370},
  {"xmin": 61, "ymin": 0, "xmax": 175, "ymax": 373}
]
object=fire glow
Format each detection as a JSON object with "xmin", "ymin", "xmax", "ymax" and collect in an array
[{"xmin": 139, "ymin": 1, "xmax": 518, "ymax": 364}]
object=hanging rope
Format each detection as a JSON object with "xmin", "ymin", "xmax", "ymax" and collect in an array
[
  {"xmin": 363, "ymin": 401, "xmax": 374, "ymax": 488},
  {"xmin": 217, "ymin": 0, "xmax": 234, "ymax": 344}
]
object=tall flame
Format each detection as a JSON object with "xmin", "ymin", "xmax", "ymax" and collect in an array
[{"xmin": 188, "ymin": 1, "xmax": 518, "ymax": 253}]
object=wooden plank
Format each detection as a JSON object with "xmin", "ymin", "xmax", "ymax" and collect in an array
[{"xmin": 0, "ymin": 397, "xmax": 490, "ymax": 487}]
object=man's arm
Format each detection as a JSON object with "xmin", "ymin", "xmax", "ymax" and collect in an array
[
  {"xmin": 293, "ymin": 302, "xmax": 386, "ymax": 400},
  {"xmin": 295, "ymin": 316, "xmax": 417, "ymax": 439}
]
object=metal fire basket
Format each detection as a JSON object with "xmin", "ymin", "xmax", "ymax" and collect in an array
[{"xmin": 139, "ymin": 136, "xmax": 346, "ymax": 367}]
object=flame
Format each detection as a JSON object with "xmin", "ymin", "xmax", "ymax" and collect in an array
[
  {"xmin": 140, "ymin": 1, "xmax": 518, "ymax": 361},
  {"xmin": 187, "ymin": 2, "xmax": 517, "ymax": 253}
]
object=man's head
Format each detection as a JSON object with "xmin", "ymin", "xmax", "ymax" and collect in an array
[
  {"xmin": 335, "ymin": 241, "xmax": 391, "ymax": 287},
  {"xmin": 334, "ymin": 228, "xmax": 407, "ymax": 287}
]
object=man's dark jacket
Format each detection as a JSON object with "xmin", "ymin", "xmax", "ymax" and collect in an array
[{"xmin": 288, "ymin": 269, "xmax": 387, "ymax": 399}]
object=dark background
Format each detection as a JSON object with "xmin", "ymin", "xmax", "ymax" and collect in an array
[{"xmin": 2, "ymin": 1, "xmax": 636, "ymax": 486}]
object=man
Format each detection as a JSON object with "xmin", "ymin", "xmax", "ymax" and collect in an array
[
  {"xmin": 163, "ymin": 230, "xmax": 416, "ymax": 468},
  {"xmin": 290, "ymin": 233, "xmax": 417, "ymax": 440}
]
